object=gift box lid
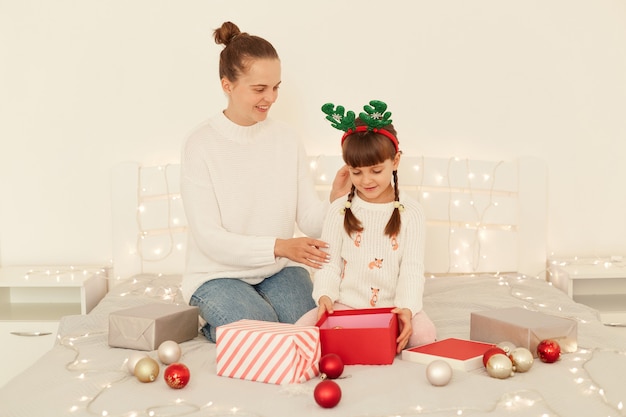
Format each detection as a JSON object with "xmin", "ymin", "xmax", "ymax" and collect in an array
[{"xmin": 402, "ymin": 338, "xmax": 495, "ymax": 371}]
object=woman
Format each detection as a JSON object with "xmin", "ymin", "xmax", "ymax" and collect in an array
[{"xmin": 180, "ymin": 21, "xmax": 349, "ymax": 342}]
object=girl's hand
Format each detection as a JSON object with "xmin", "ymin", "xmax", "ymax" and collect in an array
[
  {"xmin": 392, "ymin": 307, "xmax": 413, "ymax": 353},
  {"xmin": 317, "ymin": 296, "xmax": 334, "ymax": 321},
  {"xmin": 274, "ymin": 237, "xmax": 330, "ymax": 269},
  {"xmin": 329, "ymin": 165, "xmax": 352, "ymax": 202}
]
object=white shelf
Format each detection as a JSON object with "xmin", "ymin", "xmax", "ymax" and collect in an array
[
  {"xmin": 0, "ymin": 266, "xmax": 108, "ymax": 320},
  {"xmin": 549, "ymin": 257, "xmax": 626, "ymax": 325},
  {"xmin": 0, "ymin": 302, "xmax": 82, "ymax": 321},
  {"xmin": 0, "ymin": 265, "xmax": 109, "ymax": 388},
  {"xmin": 573, "ymin": 294, "xmax": 626, "ymax": 325}
]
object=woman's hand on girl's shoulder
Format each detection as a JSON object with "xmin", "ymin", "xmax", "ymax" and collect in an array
[{"xmin": 329, "ymin": 165, "xmax": 351, "ymax": 202}]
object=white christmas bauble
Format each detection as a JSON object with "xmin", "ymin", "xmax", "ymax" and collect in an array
[
  {"xmin": 496, "ymin": 341, "xmax": 516, "ymax": 354},
  {"xmin": 426, "ymin": 360, "xmax": 453, "ymax": 386},
  {"xmin": 127, "ymin": 351, "xmax": 148, "ymax": 374},
  {"xmin": 158, "ymin": 340, "xmax": 182, "ymax": 364}
]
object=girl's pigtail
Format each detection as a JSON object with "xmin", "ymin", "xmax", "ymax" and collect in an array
[
  {"xmin": 343, "ymin": 185, "xmax": 363, "ymax": 236},
  {"xmin": 384, "ymin": 170, "xmax": 403, "ymax": 237}
]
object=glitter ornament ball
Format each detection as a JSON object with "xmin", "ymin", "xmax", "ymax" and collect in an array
[
  {"xmin": 314, "ymin": 380, "xmax": 342, "ymax": 408},
  {"xmin": 127, "ymin": 351, "xmax": 148, "ymax": 375},
  {"xmin": 158, "ymin": 340, "xmax": 182, "ymax": 365},
  {"xmin": 134, "ymin": 357, "xmax": 160, "ymax": 382},
  {"xmin": 482, "ymin": 346, "xmax": 507, "ymax": 367},
  {"xmin": 486, "ymin": 353, "xmax": 513, "ymax": 379},
  {"xmin": 319, "ymin": 353, "xmax": 344, "ymax": 380},
  {"xmin": 426, "ymin": 360, "xmax": 453, "ymax": 386},
  {"xmin": 509, "ymin": 347, "xmax": 534, "ymax": 372},
  {"xmin": 537, "ymin": 339, "xmax": 561, "ymax": 363},
  {"xmin": 164, "ymin": 363, "xmax": 190, "ymax": 389}
]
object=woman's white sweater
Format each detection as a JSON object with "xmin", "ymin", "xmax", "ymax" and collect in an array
[{"xmin": 180, "ymin": 112, "xmax": 328, "ymax": 302}]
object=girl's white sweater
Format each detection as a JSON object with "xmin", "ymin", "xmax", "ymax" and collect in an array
[{"xmin": 312, "ymin": 193, "xmax": 426, "ymax": 315}]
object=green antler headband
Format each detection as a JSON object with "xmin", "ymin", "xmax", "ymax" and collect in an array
[{"xmin": 321, "ymin": 100, "xmax": 398, "ymax": 152}]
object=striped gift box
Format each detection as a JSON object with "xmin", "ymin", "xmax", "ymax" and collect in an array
[{"xmin": 215, "ymin": 320, "xmax": 321, "ymax": 385}]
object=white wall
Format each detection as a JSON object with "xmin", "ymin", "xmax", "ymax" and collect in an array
[{"xmin": 1, "ymin": 0, "xmax": 625, "ymax": 267}]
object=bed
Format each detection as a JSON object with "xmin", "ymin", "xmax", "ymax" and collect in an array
[{"xmin": 2, "ymin": 155, "xmax": 626, "ymax": 417}]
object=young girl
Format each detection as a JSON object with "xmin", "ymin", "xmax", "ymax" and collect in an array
[
  {"xmin": 180, "ymin": 22, "xmax": 350, "ymax": 342},
  {"xmin": 296, "ymin": 100, "xmax": 436, "ymax": 352}
]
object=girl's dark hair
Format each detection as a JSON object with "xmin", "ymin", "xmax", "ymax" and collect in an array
[
  {"xmin": 213, "ymin": 21, "xmax": 279, "ymax": 81},
  {"xmin": 342, "ymin": 119, "xmax": 402, "ymax": 237}
]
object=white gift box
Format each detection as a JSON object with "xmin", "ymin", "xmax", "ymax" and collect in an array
[{"xmin": 470, "ymin": 307, "xmax": 578, "ymax": 356}]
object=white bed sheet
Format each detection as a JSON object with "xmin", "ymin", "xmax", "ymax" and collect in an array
[{"xmin": 2, "ymin": 274, "xmax": 625, "ymax": 417}]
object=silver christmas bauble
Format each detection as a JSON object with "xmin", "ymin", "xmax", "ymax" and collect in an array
[
  {"xmin": 158, "ymin": 340, "xmax": 182, "ymax": 365},
  {"xmin": 426, "ymin": 360, "xmax": 453, "ymax": 386},
  {"xmin": 127, "ymin": 351, "xmax": 148, "ymax": 375}
]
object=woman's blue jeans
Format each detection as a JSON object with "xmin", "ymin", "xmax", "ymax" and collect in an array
[{"xmin": 189, "ymin": 266, "xmax": 315, "ymax": 342}]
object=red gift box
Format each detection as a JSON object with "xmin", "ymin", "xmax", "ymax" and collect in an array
[{"xmin": 315, "ymin": 307, "xmax": 398, "ymax": 365}]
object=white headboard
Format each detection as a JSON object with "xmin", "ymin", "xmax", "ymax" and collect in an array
[{"xmin": 111, "ymin": 156, "xmax": 547, "ymax": 284}]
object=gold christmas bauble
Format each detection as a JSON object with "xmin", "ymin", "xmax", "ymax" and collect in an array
[
  {"xmin": 134, "ymin": 357, "xmax": 160, "ymax": 383},
  {"xmin": 510, "ymin": 347, "xmax": 534, "ymax": 373},
  {"xmin": 486, "ymin": 353, "xmax": 513, "ymax": 379}
]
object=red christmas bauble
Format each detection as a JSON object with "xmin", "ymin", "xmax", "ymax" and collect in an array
[
  {"xmin": 537, "ymin": 339, "xmax": 561, "ymax": 363},
  {"xmin": 482, "ymin": 346, "xmax": 507, "ymax": 367},
  {"xmin": 319, "ymin": 353, "xmax": 344, "ymax": 379},
  {"xmin": 314, "ymin": 380, "xmax": 342, "ymax": 408},
  {"xmin": 164, "ymin": 363, "xmax": 190, "ymax": 389}
]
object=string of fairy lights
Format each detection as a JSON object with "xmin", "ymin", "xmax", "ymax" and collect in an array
[
  {"xmin": 21, "ymin": 271, "xmax": 620, "ymax": 416},
  {"xmin": 446, "ymin": 158, "xmax": 505, "ymax": 272},
  {"xmin": 132, "ymin": 156, "xmax": 516, "ymax": 277},
  {"xmin": 136, "ymin": 164, "xmax": 186, "ymax": 269},
  {"xmin": 308, "ymin": 155, "xmax": 516, "ymax": 275}
]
